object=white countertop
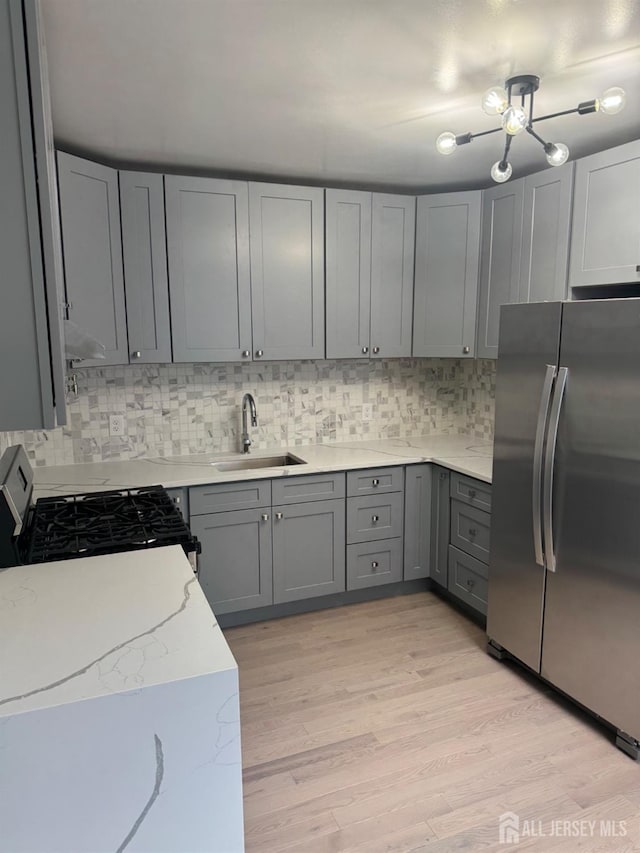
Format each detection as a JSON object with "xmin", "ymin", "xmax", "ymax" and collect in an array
[
  {"xmin": 33, "ymin": 434, "xmax": 493, "ymax": 498},
  {"xmin": 0, "ymin": 545, "xmax": 236, "ymax": 719}
]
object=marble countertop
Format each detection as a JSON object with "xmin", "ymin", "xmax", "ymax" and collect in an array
[
  {"xmin": 33, "ymin": 434, "xmax": 493, "ymax": 498},
  {"xmin": 0, "ymin": 545, "xmax": 236, "ymax": 719}
]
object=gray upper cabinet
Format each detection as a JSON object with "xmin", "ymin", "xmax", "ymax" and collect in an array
[
  {"xmin": 57, "ymin": 152, "xmax": 129, "ymax": 366},
  {"xmin": 1, "ymin": 0, "xmax": 66, "ymax": 430},
  {"xmin": 165, "ymin": 176, "xmax": 252, "ymax": 363},
  {"xmin": 476, "ymin": 178, "xmax": 524, "ymax": 359},
  {"xmin": 120, "ymin": 171, "xmax": 171, "ymax": 363},
  {"xmin": 370, "ymin": 194, "xmax": 415, "ymax": 359},
  {"xmin": 569, "ymin": 140, "xmax": 640, "ymax": 287},
  {"xmin": 325, "ymin": 189, "xmax": 372, "ymax": 359},
  {"xmin": 413, "ymin": 191, "xmax": 481, "ymax": 358},
  {"xmin": 519, "ymin": 164, "xmax": 573, "ymax": 304},
  {"xmin": 249, "ymin": 182, "xmax": 325, "ymax": 361}
]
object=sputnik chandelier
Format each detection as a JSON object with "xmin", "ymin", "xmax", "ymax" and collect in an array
[{"xmin": 436, "ymin": 74, "xmax": 627, "ymax": 183}]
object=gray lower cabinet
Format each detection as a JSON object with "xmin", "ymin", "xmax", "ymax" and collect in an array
[
  {"xmin": 403, "ymin": 464, "xmax": 432, "ymax": 581},
  {"xmin": 413, "ymin": 191, "xmax": 481, "ymax": 359},
  {"xmin": 191, "ymin": 508, "xmax": 273, "ymax": 615},
  {"xmin": 519, "ymin": 164, "xmax": 573, "ymax": 303},
  {"xmin": 272, "ymin": 499, "xmax": 345, "ymax": 603},
  {"xmin": 370, "ymin": 194, "xmax": 415, "ymax": 359},
  {"xmin": 347, "ymin": 539, "xmax": 403, "ymax": 590},
  {"xmin": 57, "ymin": 152, "xmax": 129, "ymax": 366},
  {"xmin": 165, "ymin": 176, "xmax": 252, "ymax": 362},
  {"xmin": 569, "ymin": 140, "xmax": 640, "ymax": 287},
  {"xmin": 430, "ymin": 466, "xmax": 450, "ymax": 588},
  {"xmin": 1, "ymin": 0, "xmax": 66, "ymax": 430},
  {"xmin": 448, "ymin": 545, "xmax": 488, "ymax": 616},
  {"xmin": 325, "ymin": 190, "xmax": 415, "ymax": 361},
  {"xmin": 476, "ymin": 179, "xmax": 524, "ymax": 359},
  {"xmin": 120, "ymin": 171, "xmax": 172, "ymax": 363},
  {"xmin": 249, "ymin": 182, "xmax": 325, "ymax": 360}
]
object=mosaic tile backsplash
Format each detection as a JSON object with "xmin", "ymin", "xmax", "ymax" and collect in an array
[{"xmin": 0, "ymin": 359, "xmax": 496, "ymax": 467}]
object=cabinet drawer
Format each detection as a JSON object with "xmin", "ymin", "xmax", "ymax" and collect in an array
[
  {"xmin": 189, "ymin": 480, "xmax": 271, "ymax": 514},
  {"xmin": 347, "ymin": 492, "xmax": 403, "ymax": 544},
  {"xmin": 449, "ymin": 472, "xmax": 492, "ymax": 512},
  {"xmin": 271, "ymin": 472, "xmax": 345, "ymax": 505},
  {"xmin": 347, "ymin": 538, "xmax": 403, "ymax": 590},
  {"xmin": 448, "ymin": 545, "xmax": 488, "ymax": 615},
  {"xmin": 346, "ymin": 466, "xmax": 404, "ymax": 496},
  {"xmin": 450, "ymin": 500, "xmax": 491, "ymax": 563}
]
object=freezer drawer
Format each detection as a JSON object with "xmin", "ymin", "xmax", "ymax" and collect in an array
[
  {"xmin": 448, "ymin": 545, "xmax": 488, "ymax": 615},
  {"xmin": 347, "ymin": 492, "xmax": 404, "ymax": 543},
  {"xmin": 450, "ymin": 500, "xmax": 491, "ymax": 563}
]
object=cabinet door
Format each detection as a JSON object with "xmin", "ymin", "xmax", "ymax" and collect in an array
[
  {"xmin": 191, "ymin": 509, "xmax": 273, "ymax": 614},
  {"xmin": 370, "ymin": 193, "xmax": 415, "ymax": 358},
  {"xmin": 476, "ymin": 179, "xmax": 524, "ymax": 359},
  {"xmin": 120, "ymin": 171, "xmax": 171, "ymax": 363},
  {"xmin": 0, "ymin": 0, "xmax": 62, "ymax": 430},
  {"xmin": 325, "ymin": 189, "xmax": 372, "ymax": 359},
  {"xmin": 57, "ymin": 152, "xmax": 129, "ymax": 366},
  {"xmin": 569, "ymin": 140, "xmax": 640, "ymax": 287},
  {"xmin": 249, "ymin": 183, "xmax": 325, "ymax": 360},
  {"xmin": 272, "ymin": 499, "xmax": 345, "ymax": 603},
  {"xmin": 404, "ymin": 464, "xmax": 432, "ymax": 580},
  {"xmin": 413, "ymin": 191, "xmax": 480, "ymax": 358},
  {"xmin": 519, "ymin": 164, "xmax": 573, "ymax": 303},
  {"xmin": 165, "ymin": 176, "xmax": 252, "ymax": 362},
  {"xmin": 430, "ymin": 466, "xmax": 450, "ymax": 588}
]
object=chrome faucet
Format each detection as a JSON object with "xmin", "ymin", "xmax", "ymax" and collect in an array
[{"xmin": 241, "ymin": 393, "xmax": 258, "ymax": 453}]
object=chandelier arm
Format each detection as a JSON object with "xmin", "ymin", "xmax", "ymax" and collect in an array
[
  {"xmin": 532, "ymin": 106, "xmax": 580, "ymax": 123},
  {"xmin": 500, "ymin": 134, "xmax": 513, "ymax": 168},
  {"xmin": 526, "ymin": 126, "xmax": 548, "ymax": 148},
  {"xmin": 468, "ymin": 126, "xmax": 504, "ymax": 140}
]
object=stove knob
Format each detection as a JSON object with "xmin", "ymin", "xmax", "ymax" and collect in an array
[{"xmin": 131, "ymin": 351, "xmax": 142, "ymax": 359}]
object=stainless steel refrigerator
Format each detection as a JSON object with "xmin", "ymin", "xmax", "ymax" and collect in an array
[{"xmin": 487, "ymin": 298, "xmax": 640, "ymax": 760}]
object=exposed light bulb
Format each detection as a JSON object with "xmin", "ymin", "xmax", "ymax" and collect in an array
[
  {"xmin": 491, "ymin": 160, "xmax": 513, "ymax": 183},
  {"xmin": 545, "ymin": 142, "xmax": 570, "ymax": 167},
  {"xmin": 501, "ymin": 105, "xmax": 528, "ymax": 135},
  {"xmin": 598, "ymin": 86, "xmax": 626, "ymax": 115},
  {"xmin": 481, "ymin": 86, "xmax": 509, "ymax": 116},
  {"xmin": 436, "ymin": 131, "xmax": 457, "ymax": 155}
]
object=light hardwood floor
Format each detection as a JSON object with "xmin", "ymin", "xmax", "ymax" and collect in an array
[{"xmin": 224, "ymin": 591, "xmax": 640, "ymax": 852}]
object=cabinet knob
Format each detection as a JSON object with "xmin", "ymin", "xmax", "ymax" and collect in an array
[
  {"xmin": 255, "ymin": 349, "xmax": 264, "ymax": 358},
  {"xmin": 131, "ymin": 351, "xmax": 142, "ymax": 359},
  {"xmin": 371, "ymin": 561, "xmax": 379, "ymax": 570},
  {"xmin": 173, "ymin": 496, "xmax": 181, "ymax": 504},
  {"xmin": 275, "ymin": 512, "xmax": 283, "ymax": 520},
  {"xmin": 372, "ymin": 346, "xmax": 380, "ymax": 354},
  {"xmin": 242, "ymin": 350, "xmax": 251, "ymax": 358},
  {"xmin": 468, "ymin": 528, "xmax": 477, "ymax": 537},
  {"xmin": 362, "ymin": 346, "xmax": 369, "ymax": 355},
  {"xmin": 261, "ymin": 513, "xmax": 269, "ymax": 521},
  {"xmin": 372, "ymin": 478, "xmax": 380, "ymax": 487},
  {"xmin": 466, "ymin": 577, "xmax": 476, "ymax": 588},
  {"xmin": 636, "ymin": 265, "xmax": 640, "ymax": 273},
  {"xmin": 462, "ymin": 346, "xmax": 470, "ymax": 355},
  {"xmin": 468, "ymin": 489, "xmax": 477, "ymax": 498},
  {"xmin": 371, "ymin": 515, "xmax": 379, "ymax": 523}
]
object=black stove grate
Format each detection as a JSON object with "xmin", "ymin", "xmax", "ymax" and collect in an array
[{"xmin": 21, "ymin": 485, "xmax": 200, "ymax": 564}]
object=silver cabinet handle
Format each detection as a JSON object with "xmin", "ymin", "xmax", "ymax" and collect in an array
[
  {"xmin": 466, "ymin": 577, "xmax": 476, "ymax": 588},
  {"xmin": 242, "ymin": 350, "xmax": 251, "ymax": 358},
  {"xmin": 371, "ymin": 561, "xmax": 379, "ymax": 569},
  {"xmin": 261, "ymin": 513, "xmax": 269, "ymax": 521},
  {"xmin": 131, "ymin": 351, "xmax": 141, "ymax": 359},
  {"xmin": 372, "ymin": 478, "xmax": 379, "ymax": 487},
  {"xmin": 362, "ymin": 346, "xmax": 369, "ymax": 354},
  {"xmin": 371, "ymin": 515, "xmax": 379, "ymax": 523},
  {"xmin": 174, "ymin": 496, "xmax": 181, "ymax": 504},
  {"xmin": 468, "ymin": 528, "xmax": 477, "ymax": 537},
  {"xmin": 255, "ymin": 349, "xmax": 264, "ymax": 358},
  {"xmin": 533, "ymin": 365, "xmax": 557, "ymax": 567},
  {"xmin": 372, "ymin": 346, "xmax": 380, "ymax": 354},
  {"xmin": 468, "ymin": 489, "xmax": 477, "ymax": 498},
  {"xmin": 463, "ymin": 346, "xmax": 470, "ymax": 354},
  {"xmin": 275, "ymin": 512, "xmax": 283, "ymax": 520},
  {"xmin": 543, "ymin": 366, "xmax": 568, "ymax": 573}
]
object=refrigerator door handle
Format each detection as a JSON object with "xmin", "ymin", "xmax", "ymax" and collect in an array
[
  {"xmin": 543, "ymin": 366, "xmax": 568, "ymax": 573},
  {"xmin": 533, "ymin": 365, "xmax": 557, "ymax": 566}
]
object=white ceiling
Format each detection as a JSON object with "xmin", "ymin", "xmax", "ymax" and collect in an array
[{"xmin": 41, "ymin": 0, "xmax": 640, "ymax": 191}]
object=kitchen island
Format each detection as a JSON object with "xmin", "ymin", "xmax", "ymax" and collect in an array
[{"xmin": 0, "ymin": 546, "xmax": 243, "ymax": 853}]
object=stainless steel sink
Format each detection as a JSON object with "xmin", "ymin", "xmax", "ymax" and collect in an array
[{"xmin": 212, "ymin": 453, "xmax": 305, "ymax": 472}]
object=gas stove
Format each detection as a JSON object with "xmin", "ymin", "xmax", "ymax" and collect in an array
[{"xmin": 0, "ymin": 446, "xmax": 200, "ymax": 570}]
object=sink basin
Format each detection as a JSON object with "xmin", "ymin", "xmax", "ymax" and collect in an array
[{"xmin": 212, "ymin": 453, "xmax": 305, "ymax": 472}]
